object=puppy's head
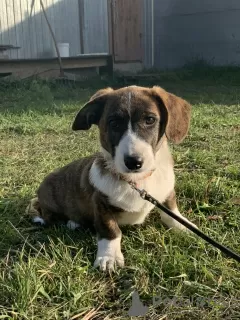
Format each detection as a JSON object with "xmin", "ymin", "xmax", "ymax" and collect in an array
[{"xmin": 72, "ymin": 86, "xmax": 191, "ymax": 181}]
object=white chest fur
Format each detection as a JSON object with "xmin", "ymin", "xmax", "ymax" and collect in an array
[{"xmin": 89, "ymin": 148, "xmax": 175, "ymax": 226}]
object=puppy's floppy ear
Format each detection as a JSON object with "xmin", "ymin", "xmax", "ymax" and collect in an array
[
  {"xmin": 89, "ymin": 87, "xmax": 113, "ymax": 101},
  {"xmin": 72, "ymin": 88, "xmax": 113, "ymax": 130},
  {"xmin": 151, "ymin": 86, "xmax": 191, "ymax": 144}
]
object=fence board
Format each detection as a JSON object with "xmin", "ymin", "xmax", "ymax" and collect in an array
[
  {"xmin": 0, "ymin": 1, "xmax": 9, "ymax": 45},
  {"xmin": 112, "ymin": 0, "xmax": 142, "ymax": 61},
  {"xmin": 6, "ymin": 0, "xmax": 18, "ymax": 58},
  {"xmin": 83, "ymin": 0, "xmax": 109, "ymax": 54}
]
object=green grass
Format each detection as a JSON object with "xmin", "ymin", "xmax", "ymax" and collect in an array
[{"xmin": 0, "ymin": 69, "xmax": 240, "ymax": 319}]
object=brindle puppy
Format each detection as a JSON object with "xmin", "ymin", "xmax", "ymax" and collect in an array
[{"xmin": 27, "ymin": 86, "xmax": 197, "ymax": 271}]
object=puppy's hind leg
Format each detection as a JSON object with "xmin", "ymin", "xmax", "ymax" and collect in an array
[
  {"xmin": 26, "ymin": 198, "xmax": 44, "ymax": 225},
  {"xmin": 26, "ymin": 198, "xmax": 54, "ymax": 226},
  {"xmin": 66, "ymin": 220, "xmax": 80, "ymax": 230}
]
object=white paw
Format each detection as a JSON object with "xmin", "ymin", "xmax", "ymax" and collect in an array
[
  {"xmin": 160, "ymin": 209, "xmax": 198, "ymax": 232},
  {"xmin": 66, "ymin": 220, "xmax": 80, "ymax": 230},
  {"xmin": 94, "ymin": 253, "xmax": 124, "ymax": 271},
  {"xmin": 32, "ymin": 216, "xmax": 45, "ymax": 225},
  {"xmin": 168, "ymin": 219, "xmax": 198, "ymax": 232},
  {"xmin": 94, "ymin": 237, "xmax": 124, "ymax": 271},
  {"xmin": 169, "ymin": 221, "xmax": 193, "ymax": 232}
]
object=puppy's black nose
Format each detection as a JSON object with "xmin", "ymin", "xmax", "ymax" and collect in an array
[{"xmin": 124, "ymin": 155, "xmax": 143, "ymax": 171}]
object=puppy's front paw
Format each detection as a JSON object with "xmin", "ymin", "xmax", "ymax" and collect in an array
[
  {"xmin": 169, "ymin": 220, "xmax": 198, "ymax": 232},
  {"xmin": 94, "ymin": 253, "xmax": 124, "ymax": 271},
  {"xmin": 161, "ymin": 209, "xmax": 198, "ymax": 232},
  {"xmin": 94, "ymin": 237, "xmax": 124, "ymax": 271}
]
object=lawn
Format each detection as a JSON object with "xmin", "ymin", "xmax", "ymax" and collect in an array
[{"xmin": 0, "ymin": 68, "xmax": 240, "ymax": 319}]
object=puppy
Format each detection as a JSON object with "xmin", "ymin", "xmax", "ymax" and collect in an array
[{"xmin": 27, "ymin": 86, "xmax": 197, "ymax": 271}]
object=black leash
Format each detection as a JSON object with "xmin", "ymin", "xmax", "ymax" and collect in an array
[{"xmin": 130, "ymin": 183, "xmax": 240, "ymax": 263}]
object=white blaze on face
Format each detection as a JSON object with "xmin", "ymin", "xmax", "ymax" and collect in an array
[
  {"xmin": 100, "ymin": 89, "xmax": 156, "ymax": 179},
  {"xmin": 115, "ymin": 124, "xmax": 155, "ymax": 175},
  {"xmin": 114, "ymin": 93, "xmax": 156, "ymax": 176},
  {"xmin": 127, "ymin": 91, "xmax": 132, "ymax": 113}
]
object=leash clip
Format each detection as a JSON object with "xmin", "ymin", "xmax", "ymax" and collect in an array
[{"xmin": 129, "ymin": 182, "xmax": 148, "ymax": 200}]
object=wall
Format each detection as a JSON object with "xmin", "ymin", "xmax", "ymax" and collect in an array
[
  {"xmin": 3, "ymin": 0, "xmax": 240, "ymax": 69},
  {"xmin": 154, "ymin": 0, "xmax": 240, "ymax": 69},
  {"xmin": 0, "ymin": 0, "xmax": 109, "ymax": 59}
]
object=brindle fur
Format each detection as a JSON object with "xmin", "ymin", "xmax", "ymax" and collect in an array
[{"xmin": 28, "ymin": 86, "xmax": 192, "ymax": 256}]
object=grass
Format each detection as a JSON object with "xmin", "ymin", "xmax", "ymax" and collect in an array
[{"xmin": 0, "ymin": 68, "xmax": 240, "ymax": 319}]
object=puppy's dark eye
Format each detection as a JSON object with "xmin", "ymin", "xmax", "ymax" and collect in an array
[
  {"xmin": 145, "ymin": 116, "xmax": 156, "ymax": 125},
  {"xmin": 109, "ymin": 119, "xmax": 119, "ymax": 129}
]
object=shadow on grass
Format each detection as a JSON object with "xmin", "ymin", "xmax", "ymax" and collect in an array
[
  {"xmin": 0, "ymin": 85, "xmax": 88, "ymax": 116},
  {"xmin": 1, "ymin": 66, "xmax": 240, "ymax": 117},
  {"xmin": 117, "ymin": 65, "xmax": 240, "ymax": 107}
]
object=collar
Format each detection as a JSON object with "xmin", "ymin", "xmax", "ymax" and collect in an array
[{"xmin": 109, "ymin": 168, "xmax": 153, "ymax": 188}]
